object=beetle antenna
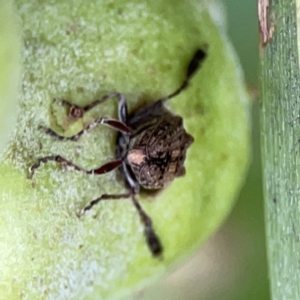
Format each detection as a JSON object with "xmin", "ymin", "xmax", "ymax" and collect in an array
[{"xmin": 160, "ymin": 48, "xmax": 207, "ymax": 103}]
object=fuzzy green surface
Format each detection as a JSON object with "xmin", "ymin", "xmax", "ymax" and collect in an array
[
  {"xmin": 0, "ymin": 1, "xmax": 21, "ymax": 149},
  {"xmin": 1, "ymin": 1, "xmax": 249, "ymax": 299}
]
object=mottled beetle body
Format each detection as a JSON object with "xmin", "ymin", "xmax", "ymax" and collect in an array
[
  {"xmin": 118, "ymin": 102, "xmax": 193, "ymax": 190},
  {"xmin": 29, "ymin": 49, "xmax": 207, "ymax": 257}
]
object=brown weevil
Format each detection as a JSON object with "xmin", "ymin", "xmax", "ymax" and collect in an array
[{"xmin": 29, "ymin": 48, "xmax": 207, "ymax": 257}]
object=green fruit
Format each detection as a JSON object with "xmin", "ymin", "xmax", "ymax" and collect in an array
[
  {"xmin": 1, "ymin": 1, "xmax": 249, "ymax": 299},
  {"xmin": 0, "ymin": 0, "xmax": 21, "ymax": 149}
]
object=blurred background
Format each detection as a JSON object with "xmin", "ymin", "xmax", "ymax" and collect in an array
[{"xmin": 134, "ymin": 1, "xmax": 268, "ymax": 299}]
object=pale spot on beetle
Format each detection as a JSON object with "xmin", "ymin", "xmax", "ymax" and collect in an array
[
  {"xmin": 127, "ymin": 149, "xmax": 145, "ymax": 166},
  {"xmin": 171, "ymin": 149, "xmax": 180, "ymax": 159},
  {"xmin": 168, "ymin": 162, "xmax": 177, "ymax": 174}
]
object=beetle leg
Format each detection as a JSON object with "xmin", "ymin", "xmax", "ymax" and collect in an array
[
  {"xmin": 82, "ymin": 92, "xmax": 128, "ymax": 123},
  {"xmin": 39, "ymin": 117, "xmax": 131, "ymax": 142},
  {"xmin": 130, "ymin": 193, "xmax": 163, "ymax": 257},
  {"xmin": 78, "ymin": 190, "xmax": 163, "ymax": 257},
  {"xmin": 158, "ymin": 48, "xmax": 207, "ymax": 103},
  {"xmin": 29, "ymin": 155, "xmax": 122, "ymax": 179},
  {"xmin": 100, "ymin": 118, "xmax": 131, "ymax": 134},
  {"xmin": 122, "ymin": 164, "xmax": 163, "ymax": 256},
  {"xmin": 77, "ymin": 193, "xmax": 132, "ymax": 217},
  {"xmin": 54, "ymin": 93, "xmax": 128, "ymax": 122}
]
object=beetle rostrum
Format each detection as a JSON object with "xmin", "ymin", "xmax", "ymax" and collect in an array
[{"xmin": 29, "ymin": 48, "xmax": 207, "ymax": 257}]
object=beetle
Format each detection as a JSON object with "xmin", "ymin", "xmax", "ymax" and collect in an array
[{"xmin": 29, "ymin": 48, "xmax": 207, "ymax": 257}]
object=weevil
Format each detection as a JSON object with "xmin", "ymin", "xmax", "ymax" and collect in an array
[{"xmin": 29, "ymin": 48, "xmax": 207, "ymax": 257}]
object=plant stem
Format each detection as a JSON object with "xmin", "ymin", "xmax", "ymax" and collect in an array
[{"xmin": 260, "ymin": 0, "xmax": 300, "ymax": 299}]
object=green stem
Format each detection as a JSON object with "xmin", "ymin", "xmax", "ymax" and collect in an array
[{"xmin": 260, "ymin": 1, "xmax": 300, "ymax": 299}]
